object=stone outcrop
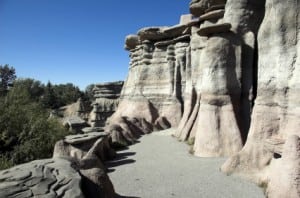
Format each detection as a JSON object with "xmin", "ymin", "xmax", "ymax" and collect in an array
[
  {"xmin": 56, "ymin": 81, "xmax": 123, "ymax": 133},
  {"xmin": 89, "ymin": 81, "xmax": 123, "ymax": 128},
  {"xmin": 53, "ymin": 132, "xmax": 116, "ymax": 198},
  {"xmin": 60, "ymin": 98, "xmax": 91, "ymax": 121},
  {"xmin": 63, "ymin": 116, "xmax": 89, "ymax": 133},
  {"xmin": 0, "ymin": 132, "xmax": 116, "ymax": 198},
  {"xmin": 0, "ymin": 158, "xmax": 84, "ymax": 198}
]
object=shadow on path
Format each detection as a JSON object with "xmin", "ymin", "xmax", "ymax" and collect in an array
[
  {"xmin": 105, "ymin": 151, "xmax": 136, "ymax": 172},
  {"xmin": 115, "ymin": 194, "xmax": 141, "ymax": 198}
]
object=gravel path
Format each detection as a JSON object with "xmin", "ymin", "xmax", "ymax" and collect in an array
[{"xmin": 107, "ymin": 129, "xmax": 264, "ymax": 198}]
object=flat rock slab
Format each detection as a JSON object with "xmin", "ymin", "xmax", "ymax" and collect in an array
[
  {"xmin": 82, "ymin": 127, "xmax": 105, "ymax": 133},
  {"xmin": 199, "ymin": 9, "xmax": 225, "ymax": 22},
  {"xmin": 197, "ymin": 23, "xmax": 232, "ymax": 36},
  {"xmin": 64, "ymin": 132, "xmax": 109, "ymax": 144},
  {"xmin": 0, "ymin": 159, "xmax": 84, "ymax": 198},
  {"xmin": 63, "ymin": 116, "xmax": 86, "ymax": 125},
  {"xmin": 107, "ymin": 129, "xmax": 264, "ymax": 198}
]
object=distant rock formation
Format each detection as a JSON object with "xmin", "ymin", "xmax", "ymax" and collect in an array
[
  {"xmin": 106, "ymin": 0, "xmax": 300, "ymax": 196},
  {"xmin": 57, "ymin": 81, "xmax": 123, "ymax": 133},
  {"xmin": 89, "ymin": 81, "xmax": 123, "ymax": 128}
]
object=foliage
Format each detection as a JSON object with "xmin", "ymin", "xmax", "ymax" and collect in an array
[
  {"xmin": 0, "ymin": 64, "xmax": 16, "ymax": 96},
  {"xmin": 41, "ymin": 82, "xmax": 83, "ymax": 109},
  {"xmin": 0, "ymin": 78, "xmax": 70, "ymax": 170},
  {"xmin": 84, "ymin": 83, "xmax": 95, "ymax": 102},
  {"xmin": 52, "ymin": 83, "xmax": 83, "ymax": 107}
]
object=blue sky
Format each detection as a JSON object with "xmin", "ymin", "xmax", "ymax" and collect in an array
[{"xmin": 0, "ymin": 0, "xmax": 190, "ymax": 90}]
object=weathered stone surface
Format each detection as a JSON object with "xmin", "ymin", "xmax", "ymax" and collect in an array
[
  {"xmin": 93, "ymin": 81, "xmax": 123, "ymax": 100},
  {"xmin": 53, "ymin": 132, "xmax": 116, "ymax": 198},
  {"xmin": 266, "ymin": 135, "xmax": 300, "ymax": 198},
  {"xmin": 221, "ymin": 0, "xmax": 300, "ymax": 188},
  {"xmin": 0, "ymin": 158, "xmax": 84, "ymax": 198},
  {"xmin": 89, "ymin": 81, "xmax": 123, "ymax": 127},
  {"xmin": 189, "ymin": 0, "xmax": 226, "ymax": 17},
  {"xmin": 59, "ymin": 98, "xmax": 91, "ymax": 121},
  {"xmin": 173, "ymin": 0, "xmax": 266, "ymax": 158},
  {"xmin": 125, "ymin": 34, "xmax": 140, "ymax": 50},
  {"xmin": 54, "ymin": 132, "xmax": 115, "ymax": 163},
  {"xmin": 63, "ymin": 132, "xmax": 109, "ymax": 145},
  {"xmin": 105, "ymin": 19, "xmax": 191, "ymax": 145},
  {"xmin": 198, "ymin": 9, "xmax": 225, "ymax": 22},
  {"xmin": 63, "ymin": 116, "xmax": 88, "ymax": 133},
  {"xmin": 197, "ymin": 23, "xmax": 231, "ymax": 36}
]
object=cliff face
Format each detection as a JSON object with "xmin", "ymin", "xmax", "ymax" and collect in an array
[{"xmin": 107, "ymin": 0, "xmax": 300, "ymax": 196}]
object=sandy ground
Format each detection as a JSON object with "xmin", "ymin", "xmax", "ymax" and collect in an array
[{"xmin": 106, "ymin": 129, "xmax": 264, "ymax": 198}]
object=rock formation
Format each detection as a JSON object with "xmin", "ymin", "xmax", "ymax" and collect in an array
[
  {"xmin": 56, "ymin": 81, "xmax": 123, "ymax": 133},
  {"xmin": 60, "ymin": 98, "xmax": 91, "ymax": 120},
  {"xmin": 106, "ymin": 15, "xmax": 194, "ymax": 146},
  {"xmin": 106, "ymin": 0, "xmax": 300, "ymax": 196},
  {"xmin": 0, "ymin": 132, "xmax": 116, "ymax": 198},
  {"xmin": 53, "ymin": 132, "xmax": 116, "ymax": 198},
  {"xmin": 89, "ymin": 81, "xmax": 123, "ymax": 128}
]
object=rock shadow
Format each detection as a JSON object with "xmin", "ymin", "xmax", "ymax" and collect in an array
[
  {"xmin": 105, "ymin": 151, "xmax": 136, "ymax": 170},
  {"xmin": 115, "ymin": 194, "xmax": 141, "ymax": 198}
]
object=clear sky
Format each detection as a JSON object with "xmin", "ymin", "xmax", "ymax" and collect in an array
[{"xmin": 0, "ymin": 0, "xmax": 190, "ymax": 90}]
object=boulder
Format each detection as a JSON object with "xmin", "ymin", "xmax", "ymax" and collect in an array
[
  {"xmin": 53, "ymin": 132, "xmax": 116, "ymax": 198},
  {"xmin": 125, "ymin": 34, "xmax": 140, "ymax": 50}
]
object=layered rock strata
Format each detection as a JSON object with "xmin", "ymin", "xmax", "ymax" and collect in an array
[
  {"xmin": 106, "ymin": 18, "xmax": 195, "ymax": 146},
  {"xmin": 89, "ymin": 81, "xmax": 123, "ymax": 127}
]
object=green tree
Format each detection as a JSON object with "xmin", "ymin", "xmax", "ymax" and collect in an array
[
  {"xmin": 0, "ymin": 64, "xmax": 16, "ymax": 96},
  {"xmin": 84, "ymin": 83, "xmax": 95, "ymax": 102},
  {"xmin": 41, "ymin": 81, "xmax": 58, "ymax": 108},
  {"xmin": 0, "ymin": 83, "xmax": 69, "ymax": 169},
  {"xmin": 53, "ymin": 83, "xmax": 82, "ymax": 106},
  {"xmin": 12, "ymin": 78, "xmax": 45, "ymax": 102}
]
